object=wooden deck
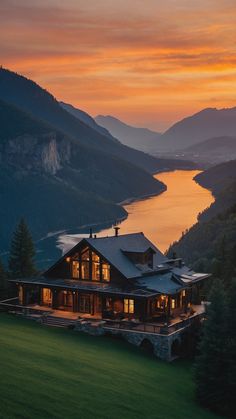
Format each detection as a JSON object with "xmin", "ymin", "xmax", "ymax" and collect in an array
[{"xmin": 0, "ymin": 297, "xmax": 206, "ymax": 335}]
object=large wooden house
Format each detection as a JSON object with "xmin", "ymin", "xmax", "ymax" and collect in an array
[{"xmin": 13, "ymin": 231, "xmax": 209, "ymax": 323}]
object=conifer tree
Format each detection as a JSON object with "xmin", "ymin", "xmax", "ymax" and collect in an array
[
  {"xmin": 0, "ymin": 257, "xmax": 7, "ymax": 292},
  {"xmin": 8, "ymin": 218, "xmax": 37, "ymax": 278},
  {"xmin": 226, "ymin": 279, "xmax": 236, "ymax": 417},
  {"xmin": 195, "ymin": 279, "xmax": 228, "ymax": 415}
]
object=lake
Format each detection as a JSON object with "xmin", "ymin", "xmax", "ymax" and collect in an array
[{"xmin": 59, "ymin": 170, "xmax": 214, "ymax": 254}]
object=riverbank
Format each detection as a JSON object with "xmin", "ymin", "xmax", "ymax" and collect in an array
[{"xmin": 58, "ymin": 170, "xmax": 214, "ymax": 255}]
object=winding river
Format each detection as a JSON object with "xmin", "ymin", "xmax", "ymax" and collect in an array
[{"xmin": 59, "ymin": 170, "xmax": 214, "ymax": 254}]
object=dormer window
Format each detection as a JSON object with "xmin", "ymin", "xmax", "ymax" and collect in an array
[{"xmin": 122, "ymin": 248, "xmax": 154, "ymax": 268}]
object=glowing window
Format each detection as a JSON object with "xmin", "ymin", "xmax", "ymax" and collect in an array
[
  {"xmin": 102, "ymin": 263, "xmax": 110, "ymax": 282},
  {"xmin": 124, "ymin": 298, "xmax": 134, "ymax": 314},
  {"xmin": 92, "ymin": 252, "xmax": 100, "ymax": 281},
  {"xmin": 72, "ymin": 261, "xmax": 80, "ymax": 278},
  {"xmin": 171, "ymin": 299, "xmax": 176, "ymax": 309},
  {"xmin": 42, "ymin": 288, "xmax": 52, "ymax": 306},
  {"xmin": 81, "ymin": 248, "xmax": 90, "ymax": 279},
  {"xmin": 19, "ymin": 285, "xmax": 23, "ymax": 305}
]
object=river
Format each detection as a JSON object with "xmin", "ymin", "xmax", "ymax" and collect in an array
[{"xmin": 59, "ymin": 170, "xmax": 214, "ymax": 254}]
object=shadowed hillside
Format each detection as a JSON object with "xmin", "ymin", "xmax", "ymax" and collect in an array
[
  {"xmin": 0, "ymin": 68, "xmax": 192, "ymax": 174},
  {"xmin": 0, "ymin": 99, "xmax": 166, "ymax": 265},
  {"xmin": 168, "ymin": 160, "xmax": 236, "ymax": 273}
]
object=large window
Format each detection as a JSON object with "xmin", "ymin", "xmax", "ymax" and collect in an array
[
  {"xmin": 79, "ymin": 294, "xmax": 91, "ymax": 313},
  {"xmin": 102, "ymin": 262, "xmax": 110, "ymax": 282},
  {"xmin": 124, "ymin": 298, "xmax": 134, "ymax": 314},
  {"xmin": 70, "ymin": 248, "xmax": 111, "ymax": 282},
  {"xmin": 92, "ymin": 252, "xmax": 100, "ymax": 281},
  {"xmin": 72, "ymin": 260, "xmax": 80, "ymax": 278},
  {"xmin": 19, "ymin": 285, "xmax": 23, "ymax": 305},
  {"xmin": 81, "ymin": 248, "xmax": 90, "ymax": 279},
  {"xmin": 42, "ymin": 288, "xmax": 52, "ymax": 306}
]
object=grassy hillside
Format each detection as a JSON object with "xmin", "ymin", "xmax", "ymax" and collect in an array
[{"xmin": 0, "ymin": 314, "xmax": 218, "ymax": 419}]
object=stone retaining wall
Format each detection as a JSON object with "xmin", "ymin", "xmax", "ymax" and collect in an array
[{"xmin": 74, "ymin": 320, "xmax": 189, "ymax": 361}]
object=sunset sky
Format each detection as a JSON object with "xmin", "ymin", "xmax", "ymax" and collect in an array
[{"xmin": 1, "ymin": 0, "xmax": 236, "ymax": 130}]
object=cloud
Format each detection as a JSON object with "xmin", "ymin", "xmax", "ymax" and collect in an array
[{"xmin": 0, "ymin": 0, "xmax": 236, "ymax": 129}]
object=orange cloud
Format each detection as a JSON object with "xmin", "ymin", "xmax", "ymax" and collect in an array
[{"xmin": 0, "ymin": 0, "xmax": 236, "ymax": 130}]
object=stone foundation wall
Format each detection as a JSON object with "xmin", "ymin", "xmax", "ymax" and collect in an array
[{"xmin": 74, "ymin": 320, "xmax": 188, "ymax": 362}]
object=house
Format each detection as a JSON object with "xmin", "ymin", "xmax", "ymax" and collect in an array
[{"xmin": 13, "ymin": 231, "xmax": 210, "ymax": 324}]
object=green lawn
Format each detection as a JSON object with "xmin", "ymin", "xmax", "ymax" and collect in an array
[{"xmin": 0, "ymin": 314, "xmax": 219, "ymax": 419}]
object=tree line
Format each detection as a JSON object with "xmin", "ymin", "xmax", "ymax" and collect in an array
[{"xmin": 194, "ymin": 275, "xmax": 236, "ymax": 418}]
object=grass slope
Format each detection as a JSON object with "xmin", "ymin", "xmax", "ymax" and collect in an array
[{"xmin": 0, "ymin": 314, "xmax": 218, "ymax": 419}]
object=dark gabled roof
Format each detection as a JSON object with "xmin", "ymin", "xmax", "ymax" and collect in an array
[
  {"xmin": 43, "ymin": 232, "xmax": 210, "ymax": 293},
  {"xmin": 85, "ymin": 233, "xmax": 167, "ymax": 279},
  {"xmin": 46, "ymin": 232, "xmax": 167, "ymax": 280}
]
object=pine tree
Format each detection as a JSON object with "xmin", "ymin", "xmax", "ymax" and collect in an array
[
  {"xmin": 8, "ymin": 218, "xmax": 37, "ymax": 278},
  {"xmin": 0, "ymin": 257, "xmax": 7, "ymax": 293},
  {"xmin": 195, "ymin": 279, "xmax": 228, "ymax": 415},
  {"xmin": 226, "ymin": 279, "xmax": 236, "ymax": 417}
]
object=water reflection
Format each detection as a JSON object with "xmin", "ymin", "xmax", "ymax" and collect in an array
[{"xmin": 60, "ymin": 170, "xmax": 214, "ymax": 254}]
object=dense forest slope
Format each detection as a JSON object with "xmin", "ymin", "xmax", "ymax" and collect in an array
[
  {"xmin": 0, "ymin": 100, "xmax": 165, "ymax": 265},
  {"xmin": 168, "ymin": 160, "xmax": 236, "ymax": 275},
  {"xmin": 194, "ymin": 160, "xmax": 236, "ymax": 195}
]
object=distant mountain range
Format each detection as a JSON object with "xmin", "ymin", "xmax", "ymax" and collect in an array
[
  {"xmin": 161, "ymin": 107, "xmax": 236, "ymax": 151},
  {"xmin": 93, "ymin": 108, "xmax": 236, "ymax": 162},
  {"xmin": 95, "ymin": 115, "xmax": 162, "ymax": 153}
]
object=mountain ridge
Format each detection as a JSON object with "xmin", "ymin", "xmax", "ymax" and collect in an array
[
  {"xmin": 160, "ymin": 106, "xmax": 236, "ymax": 151},
  {"xmin": 95, "ymin": 114, "xmax": 162, "ymax": 153}
]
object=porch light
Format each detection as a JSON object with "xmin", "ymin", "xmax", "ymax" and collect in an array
[{"xmin": 66, "ymin": 257, "xmax": 70, "ymax": 263}]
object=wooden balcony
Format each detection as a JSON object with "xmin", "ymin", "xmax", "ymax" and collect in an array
[{"xmin": 0, "ymin": 297, "xmax": 206, "ymax": 336}]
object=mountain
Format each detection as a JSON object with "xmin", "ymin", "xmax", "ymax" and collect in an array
[
  {"xmin": 0, "ymin": 68, "xmax": 196, "ymax": 266},
  {"xmin": 161, "ymin": 107, "xmax": 236, "ymax": 151},
  {"xmin": 181, "ymin": 136, "xmax": 236, "ymax": 165},
  {"xmin": 195, "ymin": 159, "xmax": 236, "ymax": 196},
  {"xmin": 95, "ymin": 114, "xmax": 162, "ymax": 153},
  {"xmin": 60, "ymin": 102, "xmax": 116, "ymax": 142},
  {"xmin": 193, "ymin": 160, "xmax": 236, "ymax": 221},
  {"xmin": 0, "ymin": 99, "xmax": 166, "ymax": 266},
  {"xmin": 0, "ymin": 68, "xmax": 189, "ymax": 175}
]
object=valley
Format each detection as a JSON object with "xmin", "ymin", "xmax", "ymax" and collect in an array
[{"xmin": 59, "ymin": 170, "xmax": 214, "ymax": 254}]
